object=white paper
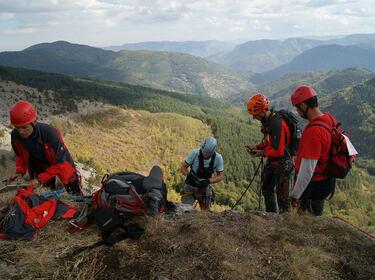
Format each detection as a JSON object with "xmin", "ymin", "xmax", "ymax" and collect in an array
[{"xmin": 343, "ymin": 134, "xmax": 358, "ymax": 156}]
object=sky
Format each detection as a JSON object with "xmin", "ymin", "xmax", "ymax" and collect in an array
[{"xmin": 0, "ymin": 0, "xmax": 374, "ymax": 51}]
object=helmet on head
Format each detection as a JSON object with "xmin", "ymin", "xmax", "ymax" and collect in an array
[
  {"xmin": 9, "ymin": 101, "xmax": 37, "ymax": 127},
  {"xmin": 201, "ymin": 136, "xmax": 217, "ymax": 155},
  {"xmin": 247, "ymin": 93, "xmax": 270, "ymax": 116},
  {"xmin": 291, "ymin": 85, "xmax": 317, "ymax": 106}
]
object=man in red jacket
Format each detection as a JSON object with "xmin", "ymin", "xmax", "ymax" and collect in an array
[
  {"xmin": 7, "ymin": 101, "xmax": 81, "ymax": 194},
  {"xmin": 246, "ymin": 93, "xmax": 293, "ymax": 213},
  {"xmin": 290, "ymin": 85, "xmax": 336, "ymax": 216}
]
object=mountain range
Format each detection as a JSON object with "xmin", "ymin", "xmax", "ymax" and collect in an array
[
  {"xmin": 106, "ymin": 33, "xmax": 375, "ymax": 74},
  {"xmin": 264, "ymin": 45, "xmax": 375, "ymax": 79},
  {"xmin": 0, "ymin": 41, "xmax": 254, "ymax": 99},
  {"xmin": 104, "ymin": 40, "xmax": 237, "ymax": 58}
]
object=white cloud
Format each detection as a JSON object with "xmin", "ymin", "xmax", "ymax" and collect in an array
[{"xmin": 0, "ymin": 0, "xmax": 374, "ymax": 51}]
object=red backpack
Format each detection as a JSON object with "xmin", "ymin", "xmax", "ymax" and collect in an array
[{"xmin": 307, "ymin": 116, "xmax": 357, "ymax": 179}]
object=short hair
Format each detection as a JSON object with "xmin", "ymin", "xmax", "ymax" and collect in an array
[{"xmin": 303, "ymin": 96, "xmax": 318, "ymax": 108}]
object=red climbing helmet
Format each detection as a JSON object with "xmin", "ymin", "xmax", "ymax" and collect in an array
[{"xmin": 9, "ymin": 101, "xmax": 37, "ymax": 127}]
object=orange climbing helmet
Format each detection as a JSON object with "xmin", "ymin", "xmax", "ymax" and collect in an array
[{"xmin": 247, "ymin": 93, "xmax": 270, "ymax": 116}]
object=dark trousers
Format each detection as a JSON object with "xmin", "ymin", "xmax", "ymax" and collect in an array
[
  {"xmin": 261, "ymin": 163, "xmax": 291, "ymax": 213},
  {"xmin": 299, "ymin": 178, "xmax": 335, "ymax": 216}
]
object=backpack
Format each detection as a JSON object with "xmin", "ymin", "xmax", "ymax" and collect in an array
[
  {"xmin": 94, "ymin": 165, "xmax": 167, "ymax": 216},
  {"xmin": 90, "ymin": 165, "xmax": 168, "ymax": 244},
  {"xmin": 276, "ymin": 110, "xmax": 302, "ymax": 157},
  {"xmin": 0, "ymin": 185, "xmax": 77, "ymax": 240},
  {"xmin": 307, "ymin": 117, "xmax": 357, "ymax": 179}
]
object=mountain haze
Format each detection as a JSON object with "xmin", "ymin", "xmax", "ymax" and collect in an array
[
  {"xmin": 210, "ymin": 38, "xmax": 323, "ymax": 72},
  {"xmin": 208, "ymin": 33, "xmax": 375, "ymax": 74},
  {"xmin": 0, "ymin": 41, "xmax": 254, "ymax": 99},
  {"xmin": 104, "ymin": 40, "xmax": 236, "ymax": 58},
  {"xmin": 264, "ymin": 45, "xmax": 375, "ymax": 79}
]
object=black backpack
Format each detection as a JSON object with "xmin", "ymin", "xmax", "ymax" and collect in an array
[
  {"xmin": 91, "ymin": 165, "xmax": 168, "ymax": 245},
  {"xmin": 276, "ymin": 110, "xmax": 301, "ymax": 157}
]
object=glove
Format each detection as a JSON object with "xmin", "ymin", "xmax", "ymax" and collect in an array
[{"xmin": 199, "ymin": 179, "xmax": 210, "ymax": 188}]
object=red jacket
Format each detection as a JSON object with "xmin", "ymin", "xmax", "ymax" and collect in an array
[
  {"xmin": 11, "ymin": 123, "xmax": 77, "ymax": 185},
  {"xmin": 257, "ymin": 112, "xmax": 291, "ymax": 160}
]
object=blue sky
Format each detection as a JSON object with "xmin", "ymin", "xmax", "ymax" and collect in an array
[{"xmin": 0, "ymin": 0, "xmax": 374, "ymax": 51}]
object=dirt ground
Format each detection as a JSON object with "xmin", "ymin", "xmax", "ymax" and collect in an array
[{"xmin": 0, "ymin": 206, "xmax": 374, "ymax": 280}]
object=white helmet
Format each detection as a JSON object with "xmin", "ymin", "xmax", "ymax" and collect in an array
[{"xmin": 201, "ymin": 136, "xmax": 217, "ymax": 155}]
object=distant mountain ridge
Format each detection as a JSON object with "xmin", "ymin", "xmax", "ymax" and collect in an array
[
  {"xmin": 257, "ymin": 67, "xmax": 374, "ymax": 108},
  {"xmin": 210, "ymin": 38, "xmax": 323, "ymax": 72},
  {"xmin": 104, "ymin": 40, "xmax": 236, "ymax": 58},
  {"xmin": 0, "ymin": 41, "xmax": 254, "ymax": 99},
  {"xmin": 264, "ymin": 45, "xmax": 375, "ymax": 79},
  {"xmin": 209, "ymin": 33, "xmax": 375, "ymax": 73}
]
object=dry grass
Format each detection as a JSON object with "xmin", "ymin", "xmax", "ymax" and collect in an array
[
  {"xmin": 57, "ymin": 107, "xmax": 210, "ymax": 182},
  {"xmin": 1, "ymin": 210, "xmax": 373, "ymax": 279}
]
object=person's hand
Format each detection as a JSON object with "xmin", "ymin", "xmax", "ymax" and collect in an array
[
  {"xmin": 290, "ymin": 197, "xmax": 300, "ymax": 208},
  {"xmin": 252, "ymin": 150, "xmax": 264, "ymax": 157},
  {"xmin": 245, "ymin": 144, "xmax": 257, "ymax": 154},
  {"xmin": 29, "ymin": 178, "xmax": 41, "ymax": 187},
  {"xmin": 200, "ymin": 179, "xmax": 210, "ymax": 187}
]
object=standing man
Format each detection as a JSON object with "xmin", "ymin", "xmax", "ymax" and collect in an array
[
  {"xmin": 8, "ymin": 101, "xmax": 81, "ymax": 194},
  {"xmin": 180, "ymin": 136, "xmax": 224, "ymax": 210},
  {"xmin": 246, "ymin": 93, "xmax": 294, "ymax": 213},
  {"xmin": 290, "ymin": 85, "xmax": 336, "ymax": 216}
]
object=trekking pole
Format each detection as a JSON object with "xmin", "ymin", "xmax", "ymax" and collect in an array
[
  {"xmin": 231, "ymin": 158, "xmax": 263, "ymax": 210},
  {"xmin": 0, "ymin": 183, "xmax": 29, "ymax": 193}
]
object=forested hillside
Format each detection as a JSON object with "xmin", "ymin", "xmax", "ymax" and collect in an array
[
  {"xmin": 259, "ymin": 67, "xmax": 374, "ymax": 108},
  {"xmin": 211, "ymin": 38, "xmax": 322, "ymax": 72},
  {"xmin": 0, "ymin": 66, "xmax": 374, "ymax": 233},
  {"xmin": 104, "ymin": 40, "xmax": 236, "ymax": 58},
  {"xmin": 265, "ymin": 45, "xmax": 375, "ymax": 79},
  {"xmin": 0, "ymin": 41, "xmax": 254, "ymax": 99}
]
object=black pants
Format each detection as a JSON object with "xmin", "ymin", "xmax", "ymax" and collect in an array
[
  {"xmin": 261, "ymin": 163, "xmax": 291, "ymax": 213},
  {"xmin": 300, "ymin": 178, "xmax": 335, "ymax": 216}
]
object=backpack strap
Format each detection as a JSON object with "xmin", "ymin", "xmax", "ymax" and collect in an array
[
  {"xmin": 307, "ymin": 120, "xmax": 333, "ymax": 132},
  {"xmin": 191, "ymin": 150, "xmax": 216, "ymax": 180}
]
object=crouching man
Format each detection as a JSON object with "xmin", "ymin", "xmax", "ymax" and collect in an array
[
  {"xmin": 8, "ymin": 101, "xmax": 81, "ymax": 194},
  {"xmin": 180, "ymin": 136, "xmax": 224, "ymax": 210}
]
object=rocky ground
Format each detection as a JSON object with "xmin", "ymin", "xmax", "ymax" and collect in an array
[{"xmin": 0, "ymin": 206, "xmax": 374, "ymax": 280}]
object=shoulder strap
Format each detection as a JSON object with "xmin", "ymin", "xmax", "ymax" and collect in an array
[
  {"xmin": 307, "ymin": 120, "xmax": 333, "ymax": 132},
  {"xmin": 209, "ymin": 152, "xmax": 216, "ymax": 169},
  {"xmin": 198, "ymin": 149, "xmax": 204, "ymax": 170}
]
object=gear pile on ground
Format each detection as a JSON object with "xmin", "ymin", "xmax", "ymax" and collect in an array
[{"xmin": 0, "ymin": 210, "xmax": 374, "ymax": 280}]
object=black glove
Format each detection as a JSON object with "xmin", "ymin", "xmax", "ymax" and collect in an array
[
  {"xmin": 199, "ymin": 179, "xmax": 210, "ymax": 188},
  {"xmin": 187, "ymin": 172, "xmax": 201, "ymax": 186}
]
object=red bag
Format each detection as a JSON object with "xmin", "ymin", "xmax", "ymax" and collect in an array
[{"xmin": 308, "ymin": 118, "xmax": 356, "ymax": 179}]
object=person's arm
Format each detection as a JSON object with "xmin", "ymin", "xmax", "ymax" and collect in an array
[
  {"xmin": 263, "ymin": 120, "xmax": 288, "ymax": 158},
  {"xmin": 290, "ymin": 158, "xmax": 318, "ymax": 199},
  {"xmin": 11, "ymin": 133, "xmax": 27, "ymax": 176},
  {"xmin": 210, "ymin": 171, "xmax": 224, "ymax": 184},
  {"xmin": 180, "ymin": 150, "xmax": 197, "ymax": 176},
  {"xmin": 180, "ymin": 161, "xmax": 190, "ymax": 176},
  {"xmin": 209, "ymin": 154, "xmax": 224, "ymax": 184},
  {"xmin": 37, "ymin": 128, "xmax": 76, "ymax": 185}
]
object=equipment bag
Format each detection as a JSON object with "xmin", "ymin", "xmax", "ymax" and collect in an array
[{"xmin": 308, "ymin": 117, "xmax": 357, "ymax": 179}]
